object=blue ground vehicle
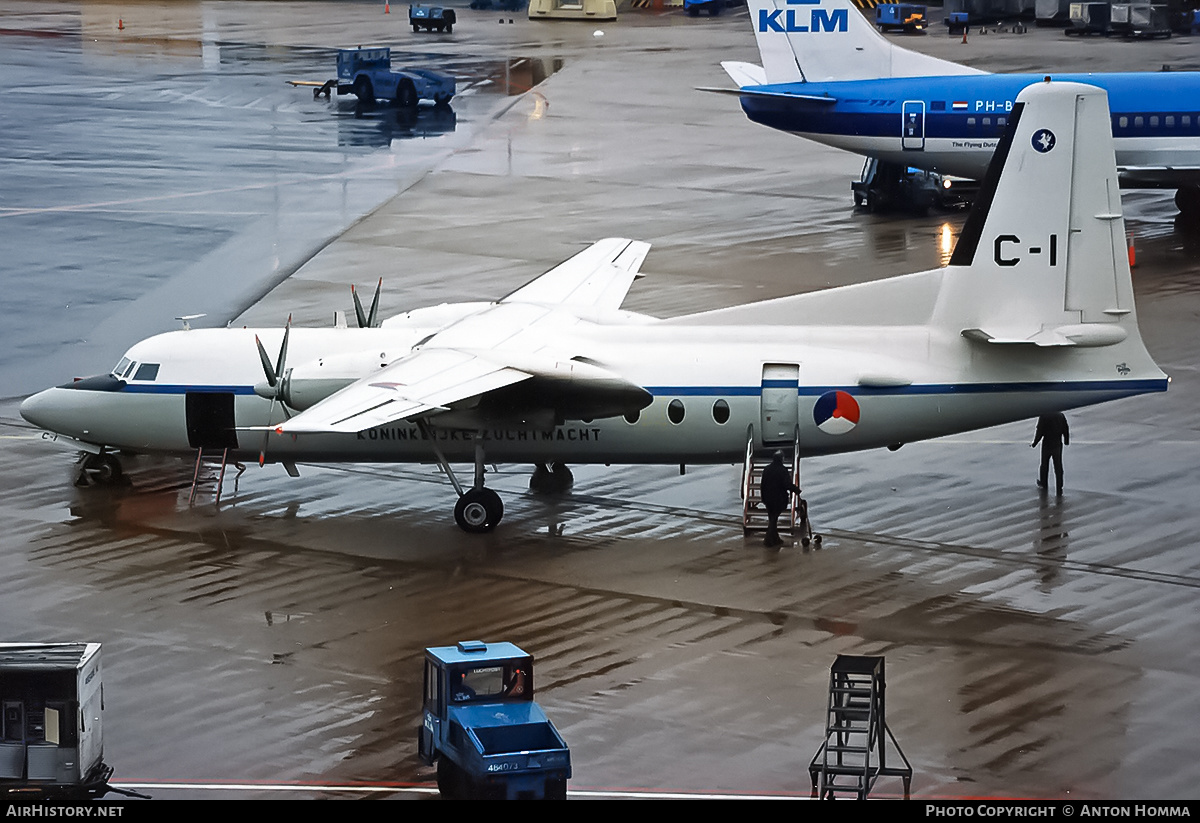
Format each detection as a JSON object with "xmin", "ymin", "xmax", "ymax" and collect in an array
[
  {"xmin": 418, "ymin": 641, "xmax": 571, "ymax": 800},
  {"xmin": 336, "ymin": 48, "xmax": 455, "ymax": 107},
  {"xmin": 409, "ymin": 4, "xmax": 456, "ymax": 32},
  {"xmin": 876, "ymin": 3, "xmax": 928, "ymax": 31},
  {"xmin": 684, "ymin": 0, "xmax": 733, "ymax": 15}
]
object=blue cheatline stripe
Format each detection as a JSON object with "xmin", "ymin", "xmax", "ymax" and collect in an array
[
  {"xmin": 646, "ymin": 379, "xmax": 1168, "ymax": 397},
  {"xmin": 106, "ymin": 378, "xmax": 1168, "ymax": 398},
  {"xmin": 120, "ymin": 384, "xmax": 258, "ymax": 395}
]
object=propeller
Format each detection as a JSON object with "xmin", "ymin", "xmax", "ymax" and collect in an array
[
  {"xmin": 253, "ymin": 316, "xmax": 293, "ymax": 466},
  {"xmin": 352, "ymin": 278, "xmax": 383, "ymax": 328}
]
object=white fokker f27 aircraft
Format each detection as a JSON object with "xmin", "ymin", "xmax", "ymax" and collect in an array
[
  {"xmin": 22, "ymin": 82, "xmax": 1167, "ymax": 533},
  {"xmin": 721, "ymin": 0, "xmax": 1200, "ymax": 211}
]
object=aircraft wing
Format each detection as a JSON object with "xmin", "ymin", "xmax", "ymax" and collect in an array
[
  {"xmin": 500, "ymin": 237, "xmax": 651, "ymax": 311},
  {"xmin": 277, "ymin": 348, "xmax": 533, "ymax": 434}
]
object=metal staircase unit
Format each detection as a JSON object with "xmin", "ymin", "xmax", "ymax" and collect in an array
[
  {"xmin": 741, "ymin": 429, "xmax": 818, "ymax": 545},
  {"xmin": 188, "ymin": 448, "xmax": 243, "ymax": 505},
  {"xmin": 809, "ymin": 655, "xmax": 912, "ymax": 799}
]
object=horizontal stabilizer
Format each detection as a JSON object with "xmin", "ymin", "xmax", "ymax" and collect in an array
[
  {"xmin": 697, "ymin": 85, "xmax": 837, "ymax": 105},
  {"xmin": 962, "ymin": 324, "xmax": 1128, "ymax": 347},
  {"xmin": 720, "ymin": 60, "xmax": 767, "ymax": 88}
]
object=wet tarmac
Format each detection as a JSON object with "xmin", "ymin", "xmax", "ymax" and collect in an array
[{"xmin": 3, "ymin": 0, "xmax": 1200, "ymax": 801}]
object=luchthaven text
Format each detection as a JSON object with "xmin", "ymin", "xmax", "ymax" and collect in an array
[
  {"xmin": 356, "ymin": 426, "xmax": 603, "ymax": 442},
  {"xmin": 923, "ymin": 806, "xmax": 1192, "ymax": 818}
]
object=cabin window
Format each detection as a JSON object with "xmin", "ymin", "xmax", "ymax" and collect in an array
[
  {"xmin": 1184, "ymin": 115, "xmax": 1192, "ymax": 127},
  {"xmin": 1166, "ymin": 115, "xmax": 1175, "ymax": 127},
  {"xmin": 133, "ymin": 363, "xmax": 160, "ymax": 381},
  {"xmin": 998, "ymin": 117, "xmax": 1006, "ymax": 127},
  {"xmin": 711, "ymin": 399, "xmax": 730, "ymax": 425},
  {"xmin": 624, "ymin": 409, "xmax": 640, "ymax": 425},
  {"xmin": 1134, "ymin": 116, "xmax": 1144, "ymax": 128},
  {"xmin": 967, "ymin": 117, "xmax": 976, "ymax": 126},
  {"xmin": 982, "ymin": 117, "xmax": 991, "ymax": 126},
  {"xmin": 667, "ymin": 400, "xmax": 685, "ymax": 425},
  {"xmin": 1150, "ymin": 116, "xmax": 1160, "ymax": 127},
  {"xmin": 1119, "ymin": 116, "xmax": 1128, "ymax": 129}
]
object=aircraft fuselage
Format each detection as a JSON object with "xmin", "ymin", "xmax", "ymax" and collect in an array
[
  {"xmin": 22, "ymin": 315, "xmax": 1166, "ymax": 467},
  {"xmin": 741, "ymin": 72, "xmax": 1200, "ymax": 184}
]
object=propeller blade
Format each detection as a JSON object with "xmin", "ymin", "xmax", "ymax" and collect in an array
[
  {"xmin": 274, "ymin": 317, "xmax": 291, "ymax": 380},
  {"xmin": 367, "ymin": 277, "xmax": 382, "ymax": 328},
  {"xmin": 255, "ymin": 335, "xmax": 277, "ymax": 387},
  {"xmin": 352, "ymin": 285, "xmax": 368, "ymax": 329},
  {"xmin": 257, "ymin": 317, "xmax": 293, "ymax": 468}
]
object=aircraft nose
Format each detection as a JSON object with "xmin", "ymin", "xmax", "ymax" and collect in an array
[{"xmin": 20, "ymin": 387, "xmax": 79, "ymax": 435}]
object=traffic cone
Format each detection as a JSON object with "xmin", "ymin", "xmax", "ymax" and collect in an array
[
  {"xmin": 1127, "ymin": 233, "xmax": 1137, "ymax": 268},
  {"xmin": 117, "ymin": 18, "xmax": 124, "ymax": 30},
  {"xmin": 961, "ymin": 30, "xmax": 968, "ymax": 44},
  {"xmin": 385, "ymin": 1, "xmax": 390, "ymax": 13}
]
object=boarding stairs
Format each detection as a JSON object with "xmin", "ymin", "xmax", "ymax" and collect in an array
[
  {"xmin": 188, "ymin": 447, "xmax": 244, "ymax": 505},
  {"xmin": 809, "ymin": 655, "xmax": 912, "ymax": 800},
  {"xmin": 742, "ymin": 431, "xmax": 818, "ymax": 545}
]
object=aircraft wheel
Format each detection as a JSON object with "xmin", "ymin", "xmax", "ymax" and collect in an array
[
  {"xmin": 413, "ymin": 23, "xmax": 421, "ymax": 32},
  {"xmin": 445, "ymin": 23, "xmax": 453, "ymax": 33},
  {"xmin": 455, "ymin": 488, "xmax": 503, "ymax": 533},
  {"xmin": 687, "ymin": 6, "xmax": 698, "ymax": 16},
  {"xmin": 546, "ymin": 778, "xmax": 567, "ymax": 800},
  {"xmin": 551, "ymin": 462, "xmax": 574, "ymax": 492},
  {"xmin": 81, "ymin": 453, "xmax": 123, "ymax": 485},
  {"xmin": 434, "ymin": 93, "xmax": 452, "ymax": 107}
]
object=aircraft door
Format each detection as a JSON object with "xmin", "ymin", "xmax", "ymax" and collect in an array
[
  {"xmin": 902, "ymin": 101, "xmax": 925, "ymax": 151},
  {"xmin": 760, "ymin": 363, "xmax": 799, "ymax": 446},
  {"xmin": 185, "ymin": 392, "xmax": 239, "ymax": 450}
]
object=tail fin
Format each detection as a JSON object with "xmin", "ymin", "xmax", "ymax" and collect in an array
[
  {"xmin": 940, "ymin": 81, "xmax": 1147, "ymax": 350},
  {"xmin": 743, "ymin": 0, "xmax": 985, "ymax": 84}
]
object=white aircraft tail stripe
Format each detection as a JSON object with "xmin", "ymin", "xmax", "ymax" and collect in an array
[{"xmin": 743, "ymin": 0, "xmax": 985, "ymax": 85}]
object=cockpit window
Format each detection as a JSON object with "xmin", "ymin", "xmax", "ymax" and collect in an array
[
  {"xmin": 112, "ymin": 358, "xmax": 131, "ymax": 378},
  {"xmin": 122, "ymin": 360, "xmax": 137, "ymax": 378},
  {"xmin": 133, "ymin": 363, "xmax": 160, "ymax": 382}
]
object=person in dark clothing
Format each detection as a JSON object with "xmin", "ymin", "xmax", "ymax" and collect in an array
[
  {"xmin": 1032, "ymin": 412, "xmax": 1070, "ymax": 495},
  {"xmin": 760, "ymin": 451, "xmax": 801, "ymax": 547}
]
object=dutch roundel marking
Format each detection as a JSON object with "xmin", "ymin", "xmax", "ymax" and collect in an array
[
  {"xmin": 1031, "ymin": 129, "xmax": 1056, "ymax": 153},
  {"xmin": 813, "ymin": 390, "xmax": 860, "ymax": 435}
]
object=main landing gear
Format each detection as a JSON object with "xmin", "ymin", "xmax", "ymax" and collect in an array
[
  {"xmin": 454, "ymin": 487, "xmax": 504, "ymax": 533},
  {"xmin": 529, "ymin": 462, "xmax": 573, "ymax": 494},
  {"xmin": 420, "ymin": 423, "xmax": 505, "ymax": 533}
]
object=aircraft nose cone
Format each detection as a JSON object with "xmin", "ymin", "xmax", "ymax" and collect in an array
[
  {"xmin": 20, "ymin": 387, "xmax": 80, "ymax": 436},
  {"xmin": 20, "ymin": 389, "xmax": 55, "ymax": 430}
]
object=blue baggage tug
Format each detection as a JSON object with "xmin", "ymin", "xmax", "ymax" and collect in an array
[{"xmin": 419, "ymin": 641, "xmax": 571, "ymax": 800}]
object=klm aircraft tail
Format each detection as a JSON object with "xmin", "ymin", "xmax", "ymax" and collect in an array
[{"xmin": 735, "ymin": 0, "xmax": 986, "ymax": 84}]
